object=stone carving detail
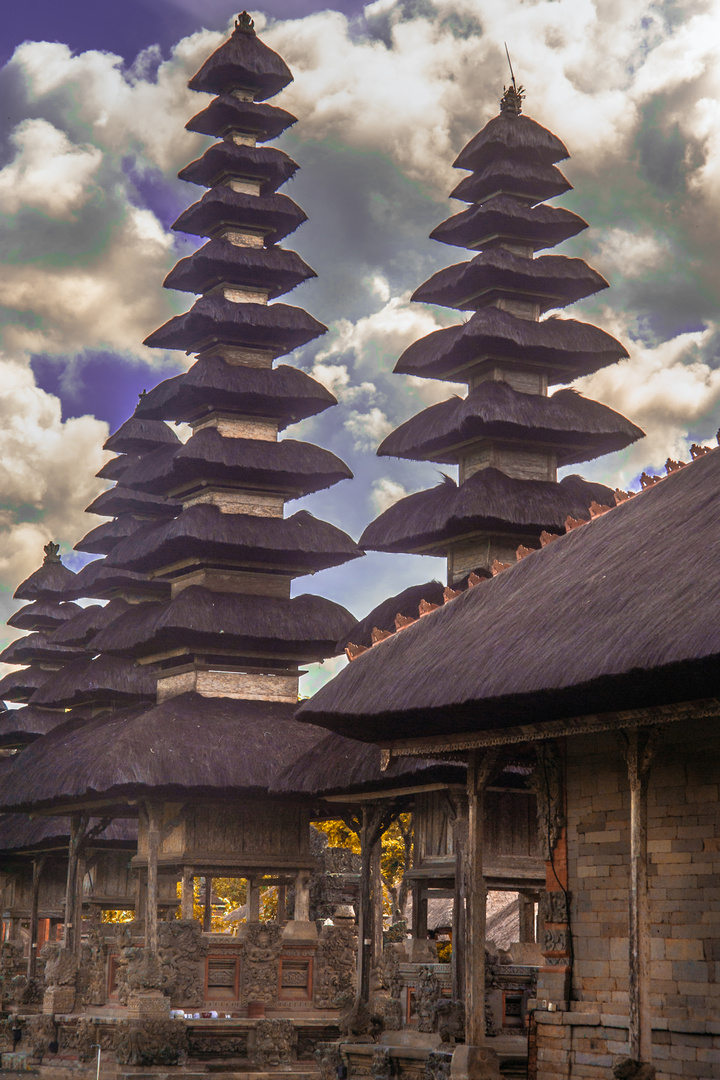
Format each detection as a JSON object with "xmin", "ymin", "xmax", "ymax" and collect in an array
[
  {"xmin": 337, "ymin": 989, "xmax": 382, "ymax": 1040},
  {"xmin": 25, "ymin": 1015, "xmax": 57, "ymax": 1063},
  {"xmin": 0, "ymin": 942, "xmax": 23, "ymax": 982},
  {"xmin": 5, "ymin": 974, "xmax": 42, "ymax": 1006},
  {"xmin": 243, "ymin": 922, "xmax": 282, "ymax": 1005},
  {"xmin": 612, "ymin": 1058, "xmax": 656, "ymax": 1080},
  {"xmin": 158, "ymin": 920, "xmax": 207, "ymax": 1005},
  {"xmin": 80, "ymin": 928, "xmax": 107, "ymax": 1007},
  {"xmin": 315, "ymin": 924, "xmax": 357, "ymax": 1008},
  {"xmin": 74, "ymin": 1018, "xmax": 101, "ymax": 1062},
  {"xmin": 371, "ymin": 1045, "xmax": 392, "ymax": 1080},
  {"xmin": 424, "ymin": 1050, "xmax": 453, "ymax": 1080},
  {"xmin": 42, "ymin": 945, "xmax": 78, "ymax": 987},
  {"xmin": 383, "ymin": 919, "xmax": 407, "ymax": 944},
  {"xmin": 415, "ymin": 966, "xmax": 441, "ymax": 1033},
  {"xmin": 485, "ymin": 999, "xmax": 498, "ymax": 1038},
  {"xmin": 117, "ymin": 947, "xmax": 163, "ymax": 1005},
  {"xmin": 540, "ymin": 890, "xmax": 569, "ymax": 925},
  {"xmin": 435, "ymin": 999, "xmax": 465, "ymax": 1044},
  {"xmin": 541, "ymin": 928, "xmax": 570, "ymax": 954},
  {"xmin": 370, "ymin": 945, "xmax": 404, "ymax": 1030},
  {"xmin": 0, "ymin": 1017, "xmax": 23, "ymax": 1053},
  {"xmin": 253, "ymin": 1018, "xmax": 295, "ymax": 1067},
  {"xmin": 315, "ymin": 1041, "xmax": 344, "ymax": 1080},
  {"xmin": 529, "ymin": 741, "xmax": 565, "ymax": 858},
  {"xmin": 189, "ymin": 1035, "xmax": 248, "ymax": 1056},
  {"xmin": 114, "ymin": 1019, "xmax": 188, "ymax": 1066}
]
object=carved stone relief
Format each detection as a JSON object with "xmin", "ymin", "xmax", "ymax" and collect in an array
[
  {"xmin": 315, "ymin": 1041, "xmax": 344, "ymax": 1080},
  {"xmin": 415, "ymin": 967, "xmax": 442, "ymax": 1033},
  {"xmin": 243, "ymin": 922, "xmax": 282, "ymax": 1006},
  {"xmin": 370, "ymin": 945, "xmax": 404, "ymax": 1031},
  {"xmin": 371, "ymin": 1045, "xmax": 392, "ymax": 1080},
  {"xmin": 158, "ymin": 920, "xmax": 207, "ymax": 1005},
  {"xmin": 25, "ymin": 1015, "xmax": 57, "ymax": 1063},
  {"xmin": 253, "ymin": 1018, "xmax": 296, "ymax": 1067},
  {"xmin": 79, "ymin": 927, "xmax": 107, "ymax": 1008},
  {"xmin": 529, "ymin": 742, "xmax": 565, "ymax": 859},
  {"xmin": 113, "ymin": 1019, "xmax": 188, "ymax": 1066},
  {"xmin": 435, "ymin": 999, "xmax": 464, "ymax": 1044},
  {"xmin": 424, "ymin": 1050, "xmax": 453, "ymax": 1080},
  {"xmin": 314, "ymin": 924, "xmax": 357, "ymax": 1009}
]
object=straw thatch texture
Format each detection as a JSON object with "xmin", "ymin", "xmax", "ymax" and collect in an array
[
  {"xmin": 51, "ymin": 599, "xmax": 128, "ymax": 647},
  {"xmin": 188, "ymin": 24, "xmax": 293, "ymax": 101},
  {"xmin": 429, "ymin": 195, "xmax": 587, "ymax": 252},
  {"xmin": 0, "ymin": 693, "xmax": 330, "ymax": 812},
  {"xmin": 14, "ymin": 559, "xmax": 77, "ymax": 601},
  {"xmin": 120, "ymin": 427, "xmax": 353, "ymax": 498},
  {"xmin": 85, "ymin": 485, "xmax": 179, "ymax": 519},
  {"xmin": 336, "ymin": 581, "xmax": 447, "ymax": 650},
  {"xmin": 412, "ymin": 250, "xmax": 607, "ymax": 313},
  {"xmin": 0, "ymin": 813, "xmax": 136, "ymax": 853},
  {"xmin": 104, "ymin": 417, "xmax": 180, "ymax": 454},
  {"xmin": 0, "ymin": 706, "xmax": 67, "ymax": 748},
  {"xmin": 394, "ymin": 307, "xmax": 629, "ymax": 383},
  {"xmin": 7, "ymin": 600, "xmax": 81, "ymax": 631},
  {"xmin": 0, "ymin": 632, "xmax": 86, "ymax": 665},
  {"xmin": 377, "ymin": 384, "xmax": 644, "ymax": 466},
  {"xmin": 134, "ymin": 356, "xmax": 336, "ymax": 426},
  {"xmin": 30, "ymin": 655, "xmax": 158, "ymax": 708},
  {"xmin": 0, "ymin": 665, "xmax": 53, "ymax": 704},
  {"xmin": 454, "ymin": 113, "xmax": 569, "ymax": 170},
  {"xmin": 75, "ymin": 516, "xmax": 145, "ymax": 555},
  {"xmin": 179, "ymin": 142, "xmax": 298, "ymax": 192},
  {"xmin": 299, "ymin": 449, "xmax": 720, "ymax": 741},
  {"xmin": 96, "ymin": 453, "xmax": 139, "ymax": 482},
  {"xmin": 359, "ymin": 470, "xmax": 615, "ymax": 553},
  {"xmin": 106, "ymin": 505, "xmax": 362, "ymax": 574},
  {"xmin": 172, "ymin": 187, "xmax": 306, "ymax": 245},
  {"xmin": 92, "ymin": 586, "xmax": 356, "ymax": 659},
  {"xmin": 187, "ymin": 96, "xmax": 296, "ymax": 141},
  {"xmin": 451, "ymin": 159, "xmax": 571, "ymax": 204},
  {"xmin": 62, "ymin": 559, "xmax": 170, "ymax": 601},
  {"xmin": 143, "ymin": 295, "xmax": 326, "ymax": 354},
  {"xmin": 165, "ymin": 239, "xmax": 316, "ymax": 298}
]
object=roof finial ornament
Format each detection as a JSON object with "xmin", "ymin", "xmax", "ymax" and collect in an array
[
  {"xmin": 43, "ymin": 540, "xmax": 61, "ymax": 564},
  {"xmin": 500, "ymin": 43, "xmax": 525, "ymax": 115},
  {"xmin": 234, "ymin": 11, "xmax": 256, "ymax": 35}
]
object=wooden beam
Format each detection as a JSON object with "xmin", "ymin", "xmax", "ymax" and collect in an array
[
  {"xmin": 180, "ymin": 868, "xmax": 194, "ymax": 921},
  {"xmin": 202, "ymin": 875, "xmax": 213, "ymax": 932}
]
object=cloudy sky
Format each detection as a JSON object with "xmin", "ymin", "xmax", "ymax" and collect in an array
[{"xmin": 1, "ymin": 0, "xmax": 720, "ymax": 685}]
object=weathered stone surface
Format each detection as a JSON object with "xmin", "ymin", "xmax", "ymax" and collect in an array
[
  {"xmin": 253, "ymin": 1018, "xmax": 295, "ymax": 1066},
  {"xmin": 114, "ymin": 1018, "xmax": 188, "ymax": 1066}
]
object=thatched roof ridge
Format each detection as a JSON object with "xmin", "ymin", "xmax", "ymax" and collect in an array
[
  {"xmin": 119, "ymin": 427, "xmax": 353, "ymax": 499},
  {"xmin": 61, "ymin": 559, "xmax": 171, "ymax": 602},
  {"xmin": 0, "ymin": 664, "xmax": 53, "ymax": 704},
  {"xmin": 412, "ymin": 250, "xmax": 608, "ymax": 313},
  {"xmin": 0, "ymin": 706, "xmax": 67, "ymax": 748},
  {"xmin": 178, "ymin": 142, "xmax": 298, "ymax": 192},
  {"xmin": 164, "ymin": 239, "xmax": 316, "ymax": 298},
  {"xmin": 359, "ymin": 469, "xmax": 615, "ymax": 553},
  {"xmin": 0, "ymin": 632, "xmax": 87, "ymax": 665},
  {"xmin": 0, "ymin": 813, "xmax": 136, "ymax": 853},
  {"xmin": 337, "ymin": 580, "xmax": 447, "ymax": 651},
  {"xmin": 96, "ymin": 454, "xmax": 139, "ymax": 482},
  {"xmin": 85, "ymin": 485, "xmax": 179, "ymax": 519},
  {"xmin": 92, "ymin": 586, "xmax": 356, "ymax": 659},
  {"xmin": 14, "ymin": 557, "xmax": 77, "ymax": 601},
  {"xmin": 187, "ymin": 96, "xmax": 296, "ymax": 142},
  {"xmin": 429, "ymin": 195, "xmax": 587, "ymax": 252},
  {"xmin": 104, "ymin": 417, "xmax": 180, "ymax": 454},
  {"xmin": 394, "ymin": 308, "xmax": 629, "ymax": 383},
  {"xmin": 75, "ymin": 517, "xmax": 145, "ymax": 556},
  {"xmin": 298, "ymin": 449, "xmax": 720, "ymax": 742},
  {"xmin": 7, "ymin": 600, "xmax": 82, "ymax": 632},
  {"xmin": 451, "ymin": 158, "xmax": 572, "ymax": 204},
  {"xmin": 454, "ymin": 112, "xmax": 569, "ymax": 171},
  {"xmin": 51, "ymin": 599, "xmax": 129, "ymax": 647},
  {"xmin": 134, "ymin": 356, "xmax": 336, "ymax": 426},
  {"xmin": 377, "ymin": 383, "xmax": 644, "ymax": 467},
  {"xmin": 29, "ymin": 654, "xmax": 158, "ymax": 709},
  {"xmin": 187, "ymin": 20, "xmax": 293, "ymax": 101},
  {"xmin": 0, "ymin": 693, "xmax": 330, "ymax": 812},
  {"xmin": 143, "ymin": 295, "xmax": 326, "ymax": 355},
  {"xmin": 105, "ymin": 505, "xmax": 362, "ymax": 575},
  {"xmin": 172, "ymin": 187, "xmax": 306, "ymax": 245}
]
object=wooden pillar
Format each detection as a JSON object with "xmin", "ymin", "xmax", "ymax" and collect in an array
[
  {"xmin": 248, "ymin": 879, "xmax": 261, "ymax": 921},
  {"xmin": 410, "ymin": 881, "xmax": 422, "ymax": 938},
  {"xmin": 181, "ymin": 868, "xmax": 194, "ymax": 920},
  {"xmin": 371, "ymin": 837, "xmax": 383, "ymax": 966},
  {"xmin": 356, "ymin": 806, "xmax": 381, "ymax": 1001},
  {"xmin": 74, "ymin": 851, "xmax": 86, "ymax": 958},
  {"xmin": 202, "ymin": 876, "xmax": 213, "ymax": 932},
  {"xmin": 518, "ymin": 892, "xmax": 536, "ymax": 943},
  {"xmin": 277, "ymin": 884, "xmax": 287, "ymax": 925},
  {"xmin": 63, "ymin": 813, "xmax": 82, "ymax": 950},
  {"xmin": 452, "ymin": 800, "xmax": 468, "ymax": 1002},
  {"xmin": 145, "ymin": 804, "xmax": 161, "ymax": 953},
  {"xmin": 294, "ymin": 872, "xmax": 311, "ymax": 921}
]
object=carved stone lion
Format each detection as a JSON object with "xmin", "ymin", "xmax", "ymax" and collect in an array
[{"xmin": 43, "ymin": 946, "xmax": 78, "ymax": 988}]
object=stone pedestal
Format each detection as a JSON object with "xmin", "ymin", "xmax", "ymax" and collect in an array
[
  {"xmin": 450, "ymin": 1044, "xmax": 502, "ymax": 1080},
  {"xmin": 126, "ymin": 990, "xmax": 171, "ymax": 1019},
  {"xmin": 283, "ymin": 919, "xmax": 318, "ymax": 940},
  {"xmin": 42, "ymin": 987, "xmax": 76, "ymax": 1014}
]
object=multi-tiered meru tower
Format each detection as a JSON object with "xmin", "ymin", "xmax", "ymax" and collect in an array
[{"xmin": 360, "ymin": 84, "xmax": 643, "ymax": 586}]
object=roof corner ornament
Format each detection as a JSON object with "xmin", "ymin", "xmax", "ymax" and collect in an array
[
  {"xmin": 500, "ymin": 43, "xmax": 525, "ymax": 114},
  {"xmin": 234, "ymin": 11, "xmax": 256, "ymax": 35},
  {"xmin": 43, "ymin": 540, "xmax": 61, "ymax": 564}
]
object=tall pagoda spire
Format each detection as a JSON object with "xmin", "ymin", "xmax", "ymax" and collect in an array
[{"xmin": 359, "ymin": 90, "xmax": 644, "ymax": 584}]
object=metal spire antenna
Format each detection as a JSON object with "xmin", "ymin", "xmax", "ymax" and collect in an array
[
  {"xmin": 500, "ymin": 43, "xmax": 525, "ymax": 114},
  {"xmin": 504, "ymin": 43, "xmax": 517, "ymax": 92}
]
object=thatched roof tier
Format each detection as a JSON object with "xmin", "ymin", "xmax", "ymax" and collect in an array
[
  {"xmin": 187, "ymin": 96, "xmax": 296, "ymax": 142},
  {"xmin": 0, "ymin": 813, "xmax": 136, "ymax": 853},
  {"xmin": 0, "ymin": 665, "xmax": 53, "ymax": 704},
  {"xmin": 61, "ymin": 560, "xmax": 171, "ymax": 602},
  {"xmin": 164, "ymin": 239, "xmax": 316, "ymax": 298},
  {"xmin": 359, "ymin": 469, "xmax": 615, "ymax": 554},
  {"xmin": 429, "ymin": 195, "xmax": 587, "ymax": 252},
  {"xmin": 0, "ymin": 706, "xmax": 67, "ymax": 749},
  {"xmin": 337, "ymin": 581, "xmax": 447, "ymax": 651},
  {"xmin": 178, "ymin": 142, "xmax": 299, "ymax": 193},
  {"xmin": 412, "ymin": 250, "xmax": 608, "ymax": 313},
  {"xmin": 75, "ymin": 516, "xmax": 145, "ymax": 555},
  {"xmin": 450, "ymin": 159, "xmax": 572, "ymax": 204},
  {"xmin": 85, "ymin": 485, "xmax": 180, "ymax": 519},
  {"xmin": 51, "ymin": 599, "xmax": 128, "ymax": 648},
  {"xmin": 172, "ymin": 187, "xmax": 306, "ymax": 245},
  {"xmin": 7, "ymin": 600, "xmax": 82, "ymax": 632},
  {"xmin": 106, "ymin": 505, "xmax": 362, "ymax": 575},
  {"xmin": 143, "ymin": 295, "xmax": 325, "ymax": 355},
  {"xmin": 0, "ymin": 632, "xmax": 87, "ymax": 666},
  {"xmin": 104, "ymin": 417, "xmax": 180, "ymax": 455},
  {"xmin": 134, "ymin": 357, "xmax": 336, "ymax": 426},
  {"xmin": 377, "ymin": 384, "xmax": 644, "ymax": 467},
  {"xmin": 394, "ymin": 308, "xmax": 629, "ymax": 383},
  {"xmin": 92, "ymin": 586, "xmax": 356, "ymax": 660},
  {"xmin": 29, "ymin": 655, "xmax": 158, "ymax": 709},
  {"xmin": 298, "ymin": 450, "xmax": 720, "ymax": 742},
  {"xmin": 14, "ymin": 555, "xmax": 77, "ymax": 601},
  {"xmin": 454, "ymin": 112, "xmax": 570, "ymax": 171},
  {"xmin": 120, "ymin": 427, "xmax": 353, "ymax": 499},
  {"xmin": 187, "ymin": 17, "xmax": 293, "ymax": 101},
  {"xmin": 96, "ymin": 454, "xmax": 139, "ymax": 482}
]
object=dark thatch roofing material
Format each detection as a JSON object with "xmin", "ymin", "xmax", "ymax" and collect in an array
[
  {"xmin": 7, "ymin": 600, "xmax": 82, "ymax": 632},
  {"xmin": 359, "ymin": 470, "xmax": 615, "ymax": 554},
  {"xmin": 0, "ymin": 693, "xmax": 331, "ymax": 812},
  {"xmin": 164, "ymin": 239, "xmax": 316, "ymax": 298},
  {"xmin": 454, "ymin": 112, "xmax": 569, "ymax": 170},
  {"xmin": 104, "ymin": 417, "xmax": 180, "ymax": 455},
  {"xmin": 178, "ymin": 143, "xmax": 299, "ymax": 193},
  {"xmin": 0, "ymin": 664, "xmax": 53, "ymax": 704},
  {"xmin": 412, "ymin": 251, "xmax": 608, "ymax": 313},
  {"xmin": 134, "ymin": 356, "xmax": 336, "ymax": 426},
  {"xmin": 75, "ymin": 516, "xmax": 145, "ymax": 555},
  {"xmin": 51, "ymin": 599, "xmax": 129, "ymax": 648},
  {"xmin": 172, "ymin": 187, "xmax": 306, "ymax": 245},
  {"xmin": 337, "ymin": 581, "xmax": 447, "ymax": 651},
  {"xmin": 96, "ymin": 454, "xmax": 139, "ymax": 482},
  {"xmin": 119, "ymin": 427, "xmax": 353, "ymax": 499},
  {"xmin": 61, "ymin": 560, "xmax": 171, "ymax": 602},
  {"xmin": 85, "ymin": 485, "xmax": 180, "ymax": 519},
  {"xmin": 0, "ymin": 813, "xmax": 137, "ymax": 853},
  {"xmin": 394, "ymin": 308, "xmax": 629, "ymax": 383},
  {"xmin": 0, "ymin": 632, "xmax": 87, "ymax": 665},
  {"xmin": 429, "ymin": 195, "xmax": 587, "ymax": 252},
  {"xmin": 29, "ymin": 655, "xmax": 158, "ymax": 709},
  {"xmin": 14, "ymin": 558, "xmax": 77, "ymax": 601},
  {"xmin": 92, "ymin": 586, "xmax": 356, "ymax": 660},
  {"xmin": 187, "ymin": 20, "xmax": 293, "ymax": 101},
  {"xmin": 144, "ymin": 295, "xmax": 326, "ymax": 355},
  {"xmin": 106, "ymin": 505, "xmax": 363, "ymax": 575},
  {"xmin": 0, "ymin": 706, "xmax": 67, "ymax": 748},
  {"xmin": 186, "ymin": 96, "xmax": 296, "ymax": 141},
  {"xmin": 451, "ymin": 159, "xmax": 572, "ymax": 204},
  {"xmin": 298, "ymin": 449, "xmax": 720, "ymax": 743},
  {"xmin": 377, "ymin": 384, "xmax": 644, "ymax": 467}
]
